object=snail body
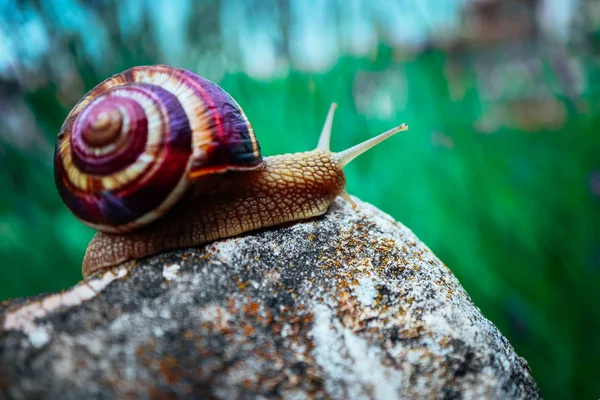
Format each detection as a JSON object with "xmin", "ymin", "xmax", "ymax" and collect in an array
[{"xmin": 54, "ymin": 65, "xmax": 408, "ymax": 277}]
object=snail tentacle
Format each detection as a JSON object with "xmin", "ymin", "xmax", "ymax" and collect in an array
[{"xmin": 317, "ymin": 102, "xmax": 337, "ymax": 151}]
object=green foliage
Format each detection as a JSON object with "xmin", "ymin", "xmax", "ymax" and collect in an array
[{"xmin": 1, "ymin": 47, "xmax": 599, "ymax": 399}]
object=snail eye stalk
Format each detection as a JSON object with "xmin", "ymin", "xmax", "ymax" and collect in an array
[
  {"xmin": 335, "ymin": 124, "xmax": 409, "ymax": 168},
  {"xmin": 316, "ymin": 103, "xmax": 338, "ymax": 151}
]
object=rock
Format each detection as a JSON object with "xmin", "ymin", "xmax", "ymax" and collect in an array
[{"xmin": 0, "ymin": 198, "xmax": 540, "ymax": 399}]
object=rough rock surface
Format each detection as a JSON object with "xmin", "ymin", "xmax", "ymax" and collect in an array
[{"xmin": 0, "ymin": 198, "xmax": 539, "ymax": 399}]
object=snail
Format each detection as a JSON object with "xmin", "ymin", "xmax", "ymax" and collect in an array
[{"xmin": 54, "ymin": 65, "xmax": 408, "ymax": 278}]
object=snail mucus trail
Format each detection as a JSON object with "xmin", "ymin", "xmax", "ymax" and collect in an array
[{"xmin": 53, "ymin": 65, "xmax": 408, "ymax": 277}]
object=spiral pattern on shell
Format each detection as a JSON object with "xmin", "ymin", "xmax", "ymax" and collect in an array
[{"xmin": 54, "ymin": 65, "xmax": 262, "ymax": 233}]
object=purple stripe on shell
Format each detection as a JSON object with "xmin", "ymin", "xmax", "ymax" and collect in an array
[{"xmin": 178, "ymin": 69, "xmax": 262, "ymax": 170}]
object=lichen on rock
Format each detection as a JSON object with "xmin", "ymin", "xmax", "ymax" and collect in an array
[{"xmin": 0, "ymin": 197, "xmax": 540, "ymax": 399}]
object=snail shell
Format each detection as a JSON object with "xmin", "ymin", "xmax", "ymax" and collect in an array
[{"xmin": 54, "ymin": 65, "xmax": 262, "ymax": 233}]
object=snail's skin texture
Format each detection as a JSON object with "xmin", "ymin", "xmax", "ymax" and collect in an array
[{"xmin": 82, "ymin": 151, "xmax": 345, "ymax": 277}]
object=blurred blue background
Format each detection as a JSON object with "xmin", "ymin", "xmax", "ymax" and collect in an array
[{"xmin": 1, "ymin": 0, "xmax": 599, "ymax": 398}]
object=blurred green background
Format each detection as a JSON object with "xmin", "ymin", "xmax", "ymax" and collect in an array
[{"xmin": 1, "ymin": 0, "xmax": 599, "ymax": 398}]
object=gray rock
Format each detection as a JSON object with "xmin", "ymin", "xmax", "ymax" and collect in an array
[{"xmin": 0, "ymin": 198, "xmax": 540, "ymax": 399}]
